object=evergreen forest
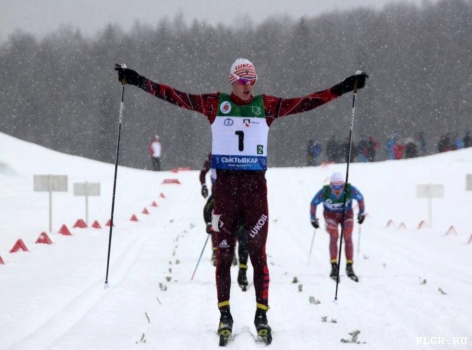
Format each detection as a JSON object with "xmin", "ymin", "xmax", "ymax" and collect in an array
[{"xmin": 1, "ymin": 0, "xmax": 471, "ymax": 169}]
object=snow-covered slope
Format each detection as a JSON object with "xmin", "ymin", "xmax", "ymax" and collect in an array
[{"xmin": 1, "ymin": 132, "xmax": 471, "ymax": 349}]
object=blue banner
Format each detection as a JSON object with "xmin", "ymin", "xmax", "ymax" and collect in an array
[{"xmin": 211, "ymin": 155, "xmax": 267, "ymax": 171}]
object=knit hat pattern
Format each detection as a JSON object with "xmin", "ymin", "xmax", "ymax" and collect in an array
[{"xmin": 229, "ymin": 58, "xmax": 257, "ymax": 84}]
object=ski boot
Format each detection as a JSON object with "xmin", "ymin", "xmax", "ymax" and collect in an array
[
  {"xmin": 218, "ymin": 308, "xmax": 233, "ymax": 346},
  {"xmin": 254, "ymin": 307, "xmax": 272, "ymax": 345},
  {"xmin": 346, "ymin": 262, "xmax": 359, "ymax": 282},
  {"xmin": 211, "ymin": 248, "xmax": 217, "ymax": 267},
  {"xmin": 237, "ymin": 267, "xmax": 248, "ymax": 291},
  {"xmin": 330, "ymin": 262, "xmax": 339, "ymax": 282}
]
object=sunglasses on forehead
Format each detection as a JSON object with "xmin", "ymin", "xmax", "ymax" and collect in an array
[{"xmin": 232, "ymin": 73, "xmax": 256, "ymax": 86}]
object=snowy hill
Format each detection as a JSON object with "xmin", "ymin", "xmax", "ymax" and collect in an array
[{"xmin": 0, "ymin": 132, "xmax": 471, "ymax": 350}]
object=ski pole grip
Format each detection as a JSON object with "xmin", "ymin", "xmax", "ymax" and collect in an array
[
  {"xmin": 353, "ymin": 70, "xmax": 362, "ymax": 94},
  {"xmin": 115, "ymin": 63, "xmax": 128, "ymax": 85}
]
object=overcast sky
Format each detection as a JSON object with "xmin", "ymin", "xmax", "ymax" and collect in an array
[{"xmin": 1, "ymin": 0, "xmax": 436, "ymax": 42}]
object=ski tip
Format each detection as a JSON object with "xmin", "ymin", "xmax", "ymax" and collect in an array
[
  {"xmin": 263, "ymin": 334, "xmax": 273, "ymax": 345},
  {"xmin": 219, "ymin": 336, "xmax": 228, "ymax": 347},
  {"xmin": 218, "ymin": 330, "xmax": 232, "ymax": 346},
  {"xmin": 257, "ymin": 329, "xmax": 273, "ymax": 345}
]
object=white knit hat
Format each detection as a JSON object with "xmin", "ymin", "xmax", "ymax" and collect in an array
[
  {"xmin": 330, "ymin": 172, "xmax": 345, "ymax": 184},
  {"xmin": 229, "ymin": 58, "xmax": 257, "ymax": 84}
]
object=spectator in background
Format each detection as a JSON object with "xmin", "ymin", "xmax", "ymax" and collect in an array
[
  {"xmin": 438, "ymin": 133, "xmax": 451, "ymax": 153},
  {"xmin": 149, "ymin": 135, "xmax": 162, "ymax": 171},
  {"xmin": 366, "ymin": 136, "xmax": 380, "ymax": 162},
  {"xmin": 452, "ymin": 133, "xmax": 464, "ymax": 150},
  {"xmin": 404, "ymin": 137, "xmax": 418, "ymax": 158},
  {"xmin": 385, "ymin": 134, "xmax": 397, "ymax": 160},
  {"xmin": 416, "ymin": 131, "xmax": 427, "ymax": 156},
  {"xmin": 306, "ymin": 139, "xmax": 315, "ymax": 166},
  {"xmin": 463, "ymin": 131, "xmax": 472, "ymax": 148},
  {"xmin": 313, "ymin": 140, "xmax": 323, "ymax": 166},
  {"xmin": 327, "ymin": 135, "xmax": 340, "ymax": 163},
  {"xmin": 356, "ymin": 135, "xmax": 369, "ymax": 162},
  {"xmin": 393, "ymin": 139, "xmax": 406, "ymax": 159}
]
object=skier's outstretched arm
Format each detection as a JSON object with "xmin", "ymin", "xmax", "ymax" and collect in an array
[
  {"xmin": 264, "ymin": 72, "xmax": 368, "ymax": 118},
  {"xmin": 114, "ymin": 64, "xmax": 219, "ymax": 118}
]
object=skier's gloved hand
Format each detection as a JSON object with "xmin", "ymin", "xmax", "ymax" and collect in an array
[
  {"xmin": 311, "ymin": 219, "xmax": 320, "ymax": 229},
  {"xmin": 330, "ymin": 72, "xmax": 369, "ymax": 96},
  {"xmin": 357, "ymin": 213, "xmax": 366, "ymax": 224},
  {"xmin": 201, "ymin": 184, "xmax": 208, "ymax": 198},
  {"xmin": 206, "ymin": 223, "xmax": 214, "ymax": 234},
  {"xmin": 114, "ymin": 64, "xmax": 146, "ymax": 87}
]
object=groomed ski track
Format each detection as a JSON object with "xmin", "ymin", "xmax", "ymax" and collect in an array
[{"xmin": 1, "ymin": 135, "xmax": 471, "ymax": 349}]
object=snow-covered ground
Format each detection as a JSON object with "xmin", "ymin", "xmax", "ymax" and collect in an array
[{"xmin": 0, "ymin": 131, "xmax": 471, "ymax": 350}]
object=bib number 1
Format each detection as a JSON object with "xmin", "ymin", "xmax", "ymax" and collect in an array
[{"xmin": 235, "ymin": 131, "xmax": 244, "ymax": 151}]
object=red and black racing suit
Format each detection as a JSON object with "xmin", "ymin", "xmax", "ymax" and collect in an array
[{"xmin": 137, "ymin": 79, "xmax": 340, "ymax": 310}]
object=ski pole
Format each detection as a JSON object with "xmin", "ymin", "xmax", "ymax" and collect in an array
[
  {"xmin": 105, "ymin": 67, "xmax": 126, "ymax": 287},
  {"xmin": 307, "ymin": 229, "xmax": 317, "ymax": 265},
  {"xmin": 357, "ymin": 224, "xmax": 362, "ymax": 256},
  {"xmin": 334, "ymin": 72, "xmax": 361, "ymax": 300},
  {"xmin": 191, "ymin": 234, "xmax": 211, "ymax": 280}
]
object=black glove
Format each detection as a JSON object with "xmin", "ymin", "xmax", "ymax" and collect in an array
[
  {"xmin": 357, "ymin": 213, "xmax": 366, "ymax": 224},
  {"xmin": 330, "ymin": 72, "xmax": 369, "ymax": 96},
  {"xmin": 114, "ymin": 64, "xmax": 146, "ymax": 87},
  {"xmin": 311, "ymin": 219, "xmax": 319, "ymax": 229},
  {"xmin": 206, "ymin": 223, "xmax": 214, "ymax": 234},
  {"xmin": 201, "ymin": 184, "xmax": 208, "ymax": 198}
]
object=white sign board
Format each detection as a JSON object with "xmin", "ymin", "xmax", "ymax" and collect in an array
[
  {"xmin": 466, "ymin": 174, "xmax": 472, "ymax": 191},
  {"xmin": 34, "ymin": 175, "xmax": 68, "ymax": 192},
  {"xmin": 74, "ymin": 182, "xmax": 101, "ymax": 225},
  {"xmin": 33, "ymin": 175, "xmax": 68, "ymax": 232},
  {"xmin": 416, "ymin": 184, "xmax": 444, "ymax": 228},
  {"xmin": 416, "ymin": 184, "xmax": 444, "ymax": 198},
  {"xmin": 74, "ymin": 182, "xmax": 100, "ymax": 196}
]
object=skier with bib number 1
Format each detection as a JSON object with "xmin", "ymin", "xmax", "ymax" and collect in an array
[{"xmin": 115, "ymin": 59, "xmax": 368, "ymax": 346}]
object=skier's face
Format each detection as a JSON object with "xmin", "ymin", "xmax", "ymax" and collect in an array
[
  {"xmin": 331, "ymin": 183, "xmax": 344, "ymax": 196},
  {"xmin": 231, "ymin": 79, "xmax": 256, "ymax": 101}
]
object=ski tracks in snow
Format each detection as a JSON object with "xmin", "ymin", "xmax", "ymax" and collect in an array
[
  {"xmin": 8, "ymin": 229, "xmax": 154, "ymax": 350},
  {"xmin": 7, "ymin": 172, "xmax": 201, "ymax": 350}
]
